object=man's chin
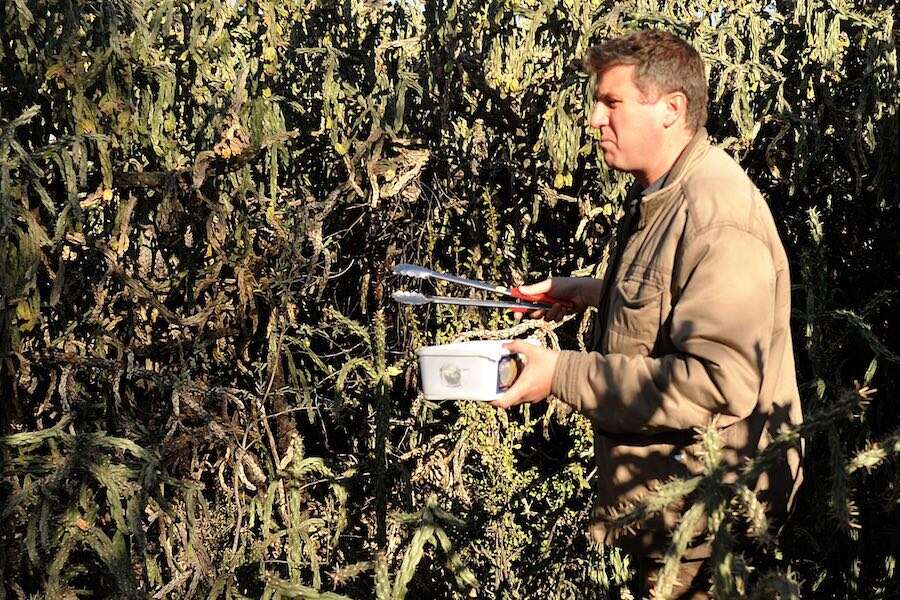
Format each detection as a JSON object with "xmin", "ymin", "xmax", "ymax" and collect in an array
[{"xmin": 601, "ymin": 153, "xmax": 620, "ymax": 170}]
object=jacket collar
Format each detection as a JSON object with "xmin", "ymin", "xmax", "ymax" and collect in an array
[{"xmin": 637, "ymin": 127, "xmax": 709, "ymax": 228}]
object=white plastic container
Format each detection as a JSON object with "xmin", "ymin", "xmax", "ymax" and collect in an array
[{"xmin": 416, "ymin": 339, "xmax": 536, "ymax": 401}]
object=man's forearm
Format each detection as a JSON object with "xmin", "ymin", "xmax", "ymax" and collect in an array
[{"xmin": 551, "ymin": 349, "xmax": 757, "ymax": 433}]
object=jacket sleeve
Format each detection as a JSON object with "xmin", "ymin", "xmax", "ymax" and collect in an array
[{"xmin": 550, "ymin": 225, "xmax": 776, "ymax": 433}]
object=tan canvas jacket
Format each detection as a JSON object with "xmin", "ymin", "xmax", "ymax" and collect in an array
[{"xmin": 551, "ymin": 128, "xmax": 804, "ymax": 555}]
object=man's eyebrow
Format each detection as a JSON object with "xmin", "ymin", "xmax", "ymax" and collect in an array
[{"xmin": 596, "ymin": 92, "xmax": 621, "ymax": 102}]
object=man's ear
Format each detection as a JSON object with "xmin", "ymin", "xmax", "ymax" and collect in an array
[{"xmin": 662, "ymin": 91, "xmax": 688, "ymax": 128}]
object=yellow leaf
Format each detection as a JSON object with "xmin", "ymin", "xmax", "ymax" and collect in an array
[
  {"xmin": 16, "ymin": 300, "xmax": 33, "ymax": 321},
  {"xmin": 78, "ymin": 119, "xmax": 96, "ymax": 134}
]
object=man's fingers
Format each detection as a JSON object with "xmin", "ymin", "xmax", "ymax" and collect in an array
[
  {"xmin": 514, "ymin": 309, "xmax": 544, "ymax": 321},
  {"xmin": 545, "ymin": 304, "xmax": 563, "ymax": 322},
  {"xmin": 490, "ymin": 389, "xmax": 516, "ymax": 409},
  {"xmin": 489, "ymin": 397, "xmax": 513, "ymax": 409},
  {"xmin": 503, "ymin": 340, "xmax": 537, "ymax": 357},
  {"xmin": 491, "ymin": 380, "xmax": 526, "ymax": 409},
  {"xmin": 516, "ymin": 278, "xmax": 553, "ymax": 296}
]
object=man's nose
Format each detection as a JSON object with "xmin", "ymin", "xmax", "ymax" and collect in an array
[{"xmin": 589, "ymin": 102, "xmax": 607, "ymax": 129}]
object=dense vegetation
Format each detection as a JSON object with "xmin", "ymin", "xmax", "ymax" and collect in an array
[{"xmin": 1, "ymin": 0, "xmax": 897, "ymax": 598}]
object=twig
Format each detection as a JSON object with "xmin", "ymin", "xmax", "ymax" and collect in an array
[{"xmin": 450, "ymin": 314, "xmax": 574, "ymax": 343}]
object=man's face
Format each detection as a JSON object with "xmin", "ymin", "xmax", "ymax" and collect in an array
[{"xmin": 589, "ymin": 64, "xmax": 667, "ymax": 176}]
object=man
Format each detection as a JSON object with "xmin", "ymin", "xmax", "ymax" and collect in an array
[{"xmin": 490, "ymin": 30, "xmax": 804, "ymax": 598}]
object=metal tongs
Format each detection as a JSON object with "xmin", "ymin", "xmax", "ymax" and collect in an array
[{"xmin": 391, "ymin": 263, "xmax": 573, "ymax": 313}]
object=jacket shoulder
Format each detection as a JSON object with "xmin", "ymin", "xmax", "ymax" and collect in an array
[{"xmin": 680, "ymin": 146, "xmax": 766, "ymax": 240}]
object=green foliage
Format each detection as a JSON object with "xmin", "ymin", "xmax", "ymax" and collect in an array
[{"xmin": 1, "ymin": 0, "xmax": 898, "ymax": 599}]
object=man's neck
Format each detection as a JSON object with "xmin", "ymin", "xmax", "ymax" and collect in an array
[{"xmin": 634, "ymin": 129, "xmax": 695, "ymax": 188}]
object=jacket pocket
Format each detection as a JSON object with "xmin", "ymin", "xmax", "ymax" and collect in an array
[{"xmin": 605, "ymin": 275, "xmax": 664, "ymax": 355}]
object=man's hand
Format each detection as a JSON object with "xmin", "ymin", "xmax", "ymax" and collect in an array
[
  {"xmin": 515, "ymin": 277, "xmax": 604, "ymax": 322},
  {"xmin": 489, "ymin": 341, "xmax": 560, "ymax": 409}
]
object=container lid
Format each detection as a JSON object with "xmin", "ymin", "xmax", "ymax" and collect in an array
[{"xmin": 415, "ymin": 339, "xmax": 513, "ymax": 361}]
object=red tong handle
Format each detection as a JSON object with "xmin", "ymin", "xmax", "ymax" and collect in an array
[{"xmin": 509, "ymin": 288, "xmax": 575, "ymax": 311}]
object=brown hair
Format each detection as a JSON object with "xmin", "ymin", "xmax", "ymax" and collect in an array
[{"xmin": 583, "ymin": 30, "xmax": 708, "ymax": 131}]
